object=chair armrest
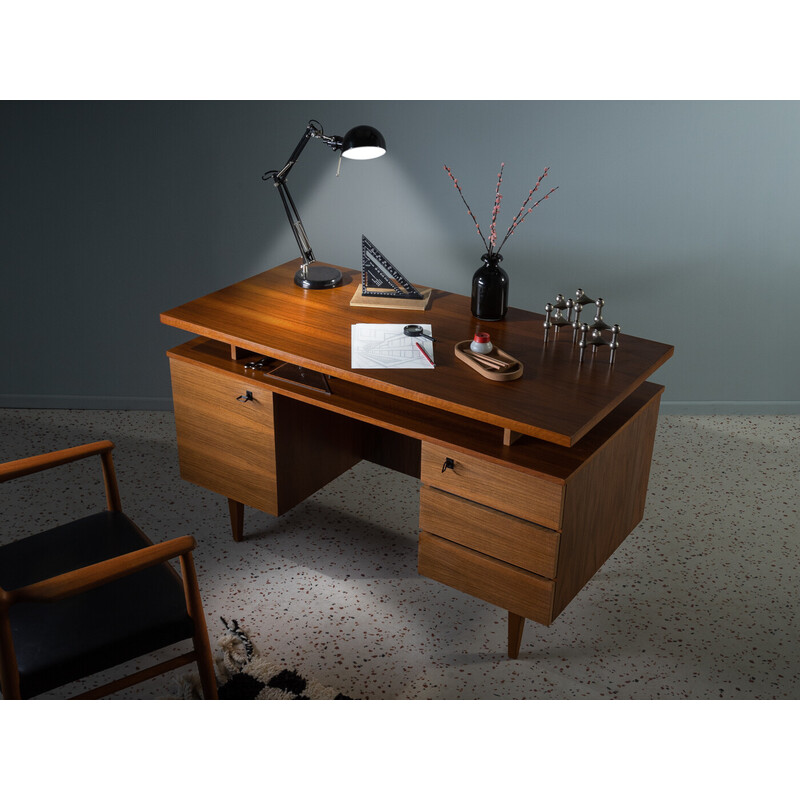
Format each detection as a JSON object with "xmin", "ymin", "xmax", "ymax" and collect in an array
[
  {"xmin": 0, "ymin": 440, "xmax": 115, "ymax": 483},
  {"xmin": 3, "ymin": 535, "xmax": 197, "ymax": 606}
]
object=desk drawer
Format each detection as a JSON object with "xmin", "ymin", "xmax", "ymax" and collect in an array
[
  {"xmin": 419, "ymin": 486, "xmax": 559, "ymax": 578},
  {"xmin": 421, "ymin": 442, "xmax": 564, "ymax": 530},
  {"xmin": 170, "ymin": 357, "xmax": 279, "ymax": 514},
  {"xmin": 418, "ymin": 531, "xmax": 555, "ymax": 625}
]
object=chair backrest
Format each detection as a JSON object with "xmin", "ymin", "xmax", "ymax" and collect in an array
[{"xmin": 0, "ymin": 439, "xmax": 122, "ymax": 510}]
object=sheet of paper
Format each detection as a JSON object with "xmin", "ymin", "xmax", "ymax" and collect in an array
[{"xmin": 351, "ymin": 323, "xmax": 435, "ymax": 369}]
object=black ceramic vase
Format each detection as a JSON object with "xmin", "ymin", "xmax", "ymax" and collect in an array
[{"xmin": 471, "ymin": 253, "xmax": 508, "ymax": 321}]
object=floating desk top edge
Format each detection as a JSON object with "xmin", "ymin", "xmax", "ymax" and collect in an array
[{"xmin": 161, "ymin": 259, "xmax": 674, "ymax": 448}]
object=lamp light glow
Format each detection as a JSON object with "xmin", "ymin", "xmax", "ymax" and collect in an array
[{"xmin": 342, "ymin": 146, "xmax": 386, "ymax": 160}]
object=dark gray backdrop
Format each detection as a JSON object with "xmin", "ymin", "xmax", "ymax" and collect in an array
[{"xmin": 2, "ymin": 100, "xmax": 798, "ymax": 412}]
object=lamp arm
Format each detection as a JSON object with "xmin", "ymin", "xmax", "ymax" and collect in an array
[
  {"xmin": 274, "ymin": 125, "xmax": 313, "ymax": 182},
  {"xmin": 274, "ymin": 176, "xmax": 315, "ymax": 267},
  {"xmin": 273, "ymin": 120, "xmax": 343, "ymax": 182},
  {"xmin": 261, "ymin": 119, "xmax": 345, "ymax": 283},
  {"xmin": 261, "ymin": 119, "xmax": 344, "ymax": 282}
]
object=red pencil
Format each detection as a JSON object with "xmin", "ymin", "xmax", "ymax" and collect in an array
[{"xmin": 415, "ymin": 341, "xmax": 435, "ymax": 366}]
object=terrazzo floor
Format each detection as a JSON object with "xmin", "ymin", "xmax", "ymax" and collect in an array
[{"xmin": 1, "ymin": 409, "xmax": 798, "ymax": 700}]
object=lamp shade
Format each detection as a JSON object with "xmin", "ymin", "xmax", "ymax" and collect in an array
[{"xmin": 341, "ymin": 125, "xmax": 386, "ymax": 160}]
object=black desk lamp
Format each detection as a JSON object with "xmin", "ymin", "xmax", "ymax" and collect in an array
[{"xmin": 263, "ymin": 119, "xmax": 387, "ymax": 289}]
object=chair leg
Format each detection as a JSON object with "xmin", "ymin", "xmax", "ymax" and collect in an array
[
  {"xmin": 179, "ymin": 552, "xmax": 218, "ymax": 699},
  {"xmin": 0, "ymin": 610, "xmax": 22, "ymax": 699},
  {"xmin": 193, "ymin": 629, "xmax": 219, "ymax": 700}
]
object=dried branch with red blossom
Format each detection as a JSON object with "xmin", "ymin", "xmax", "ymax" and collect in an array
[
  {"xmin": 443, "ymin": 164, "xmax": 489, "ymax": 252},
  {"xmin": 488, "ymin": 162, "xmax": 504, "ymax": 252},
  {"xmin": 444, "ymin": 163, "xmax": 558, "ymax": 257}
]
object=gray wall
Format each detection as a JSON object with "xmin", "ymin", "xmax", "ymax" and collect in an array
[{"xmin": 2, "ymin": 100, "xmax": 798, "ymax": 413}]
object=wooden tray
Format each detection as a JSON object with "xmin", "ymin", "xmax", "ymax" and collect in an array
[{"xmin": 454, "ymin": 341, "xmax": 524, "ymax": 381}]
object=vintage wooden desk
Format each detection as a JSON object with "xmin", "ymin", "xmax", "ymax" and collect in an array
[{"xmin": 161, "ymin": 259, "xmax": 674, "ymax": 657}]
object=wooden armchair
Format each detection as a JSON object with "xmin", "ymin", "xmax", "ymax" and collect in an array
[{"xmin": 0, "ymin": 440, "xmax": 217, "ymax": 699}]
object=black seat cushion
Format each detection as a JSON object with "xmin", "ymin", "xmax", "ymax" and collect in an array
[{"xmin": 0, "ymin": 511, "xmax": 195, "ymax": 698}]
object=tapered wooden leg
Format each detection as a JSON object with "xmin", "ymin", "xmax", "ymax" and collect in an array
[
  {"xmin": 228, "ymin": 498, "xmax": 244, "ymax": 542},
  {"xmin": 508, "ymin": 612, "xmax": 525, "ymax": 659},
  {"xmin": 0, "ymin": 611, "xmax": 22, "ymax": 699}
]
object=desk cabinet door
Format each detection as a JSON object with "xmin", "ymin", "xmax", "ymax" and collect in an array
[{"xmin": 169, "ymin": 358, "xmax": 279, "ymax": 515}]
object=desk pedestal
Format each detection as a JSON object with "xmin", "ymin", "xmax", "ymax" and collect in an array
[{"xmin": 167, "ymin": 337, "xmax": 662, "ymax": 657}]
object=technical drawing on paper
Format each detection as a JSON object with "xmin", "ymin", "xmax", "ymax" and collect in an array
[{"xmin": 351, "ymin": 323, "xmax": 434, "ymax": 369}]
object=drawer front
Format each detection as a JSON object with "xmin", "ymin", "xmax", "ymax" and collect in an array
[
  {"xmin": 419, "ymin": 486, "xmax": 559, "ymax": 578},
  {"xmin": 418, "ymin": 531, "xmax": 555, "ymax": 625},
  {"xmin": 421, "ymin": 442, "xmax": 564, "ymax": 530},
  {"xmin": 170, "ymin": 358, "xmax": 279, "ymax": 514}
]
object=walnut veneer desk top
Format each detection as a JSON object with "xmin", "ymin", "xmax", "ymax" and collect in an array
[{"xmin": 161, "ymin": 259, "xmax": 673, "ymax": 448}]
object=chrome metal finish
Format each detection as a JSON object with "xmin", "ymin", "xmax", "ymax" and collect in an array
[
  {"xmin": 244, "ymin": 357, "xmax": 272, "ymax": 371},
  {"xmin": 591, "ymin": 328, "xmax": 608, "ymax": 350},
  {"xmin": 591, "ymin": 298, "xmax": 611, "ymax": 331},
  {"xmin": 551, "ymin": 306, "xmax": 570, "ymax": 337},
  {"xmin": 543, "ymin": 302, "xmax": 553, "ymax": 343},
  {"xmin": 294, "ymin": 221, "xmax": 312, "ymax": 254},
  {"xmin": 609, "ymin": 324, "xmax": 621, "ymax": 364},
  {"xmin": 578, "ymin": 323, "xmax": 590, "ymax": 363},
  {"xmin": 572, "ymin": 303, "xmax": 584, "ymax": 342}
]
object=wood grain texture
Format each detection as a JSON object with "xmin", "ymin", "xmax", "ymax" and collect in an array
[
  {"xmin": 3, "ymin": 530, "xmax": 218, "ymax": 699},
  {"xmin": 168, "ymin": 338, "xmax": 664, "ymax": 484},
  {"xmin": 272, "ymin": 394, "xmax": 362, "ymax": 512},
  {"xmin": 418, "ymin": 531, "xmax": 555, "ymax": 625},
  {"xmin": 178, "ymin": 549, "xmax": 219, "ymax": 699},
  {"xmin": 0, "ymin": 440, "xmax": 115, "ymax": 483},
  {"xmin": 170, "ymin": 357, "xmax": 280, "ymax": 515},
  {"xmin": 360, "ymin": 423, "xmax": 421, "ymax": 478},
  {"xmin": 161, "ymin": 262, "xmax": 674, "ymax": 652},
  {"xmin": 0, "ymin": 439, "xmax": 123, "ymax": 513},
  {"xmin": 0, "ymin": 443, "xmax": 217, "ymax": 699},
  {"xmin": 508, "ymin": 613, "xmax": 526, "ymax": 659},
  {"xmin": 72, "ymin": 652, "xmax": 198, "ymax": 700},
  {"xmin": 100, "ymin": 449, "xmax": 122, "ymax": 512},
  {"xmin": 171, "ymin": 358, "xmax": 363, "ymax": 523},
  {"xmin": 0, "ymin": 605, "xmax": 20, "ymax": 699},
  {"xmin": 7, "ymin": 536, "xmax": 198, "ymax": 604},
  {"xmin": 161, "ymin": 260, "xmax": 674, "ymax": 447},
  {"xmin": 227, "ymin": 499, "xmax": 244, "ymax": 542},
  {"xmin": 421, "ymin": 441, "xmax": 564, "ymax": 530},
  {"xmin": 551, "ymin": 387, "xmax": 663, "ymax": 620},
  {"xmin": 419, "ymin": 486, "xmax": 560, "ymax": 578}
]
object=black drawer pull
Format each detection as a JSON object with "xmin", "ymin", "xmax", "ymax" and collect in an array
[
  {"xmin": 236, "ymin": 391, "xmax": 254, "ymax": 403},
  {"xmin": 442, "ymin": 457, "xmax": 455, "ymax": 473}
]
